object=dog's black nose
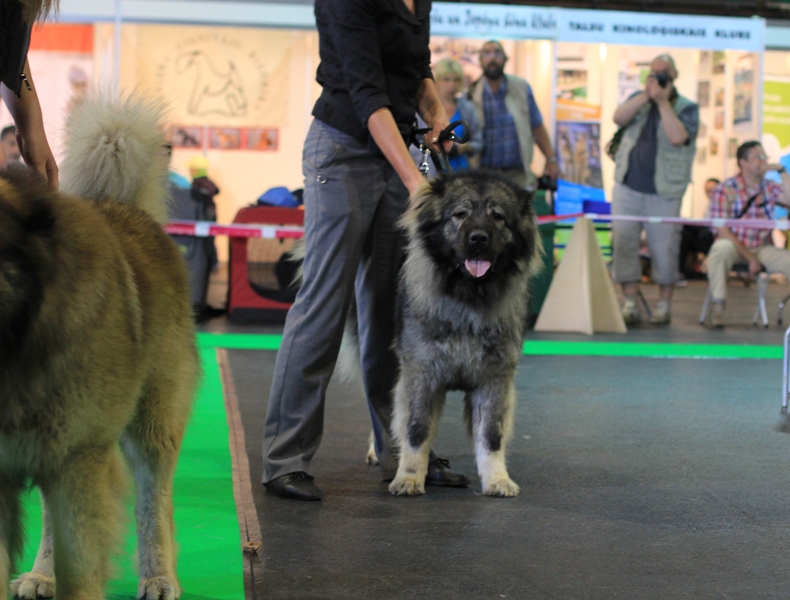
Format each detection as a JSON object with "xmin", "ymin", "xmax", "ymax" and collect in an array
[{"xmin": 469, "ymin": 230, "xmax": 488, "ymax": 246}]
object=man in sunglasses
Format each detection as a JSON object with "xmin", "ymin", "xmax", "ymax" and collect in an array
[
  {"xmin": 704, "ymin": 141, "xmax": 790, "ymax": 327},
  {"xmin": 610, "ymin": 54, "xmax": 698, "ymax": 326}
]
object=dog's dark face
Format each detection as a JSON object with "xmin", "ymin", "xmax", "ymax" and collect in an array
[{"xmin": 405, "ymin": 170, "xmax": 541, "ymax": 304}]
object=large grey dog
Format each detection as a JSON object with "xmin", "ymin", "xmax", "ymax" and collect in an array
[{"xmin": 388, "ymin": 171, "xmax": 542, "ymax": 498}]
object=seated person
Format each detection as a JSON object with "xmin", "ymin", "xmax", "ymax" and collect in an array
[
  {"xmin": 679, "ymin": 177, "xmax": 720, "ymax": 279},
  {"xmin": 705, "ymin": 141, "xmax": 790, "ymax": 327}
]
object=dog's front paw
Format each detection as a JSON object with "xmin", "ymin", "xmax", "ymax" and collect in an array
[
  {"xmin": 11, "ymin": 572, "xmax": 55, "ymax": 599},
  {"xmin": 482, "ymin": 477, "xmax": 520, "ymax": 497},
  {"xmin": 365, "ymin": 443, "xmax": 379, "ymax": 465},
  {"xmin": 389, "ymin": 475, "xmax": 425, "ymax": 496},
  {"xmin": 137, "ymin": 576, "xmax": 180, "ymax": 600}
]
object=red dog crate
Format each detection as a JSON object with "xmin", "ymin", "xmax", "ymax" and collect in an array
[{"xmin": 227, "ymin": 206, "xmax": 304, "ymax": 324}]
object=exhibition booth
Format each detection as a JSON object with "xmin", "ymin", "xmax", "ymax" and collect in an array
[{"xmin": 0, "ymin": 1, "xmax": 767, "ymax": 255}]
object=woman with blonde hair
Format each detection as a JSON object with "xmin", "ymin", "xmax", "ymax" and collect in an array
[{"xmin": 432, "ymin": 57, "xmax": 483, "ymax": 170}]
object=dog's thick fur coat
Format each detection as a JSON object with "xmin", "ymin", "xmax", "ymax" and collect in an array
[
  {"xmin": 0, "ymin": 94, "xmax": 198, "ymax": 599},
  {"xmin": 388, "ymin": 171, "xmax": 542, "ymax": 497}
]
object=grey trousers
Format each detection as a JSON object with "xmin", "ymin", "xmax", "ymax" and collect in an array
[
  {"xmin": 262, "ymin": 119, "xmax": 403, "ymax": 483},
  {"xmin": 610, "ymin": 183, "xmax": 682, "ymax": 286}
]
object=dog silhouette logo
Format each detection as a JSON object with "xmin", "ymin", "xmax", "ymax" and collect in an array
[{"xmin": 176, "ymin": 50, "xmax": 248, "ymax": 117}]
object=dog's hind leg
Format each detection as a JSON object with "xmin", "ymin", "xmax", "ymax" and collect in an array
[
  {"xmin": 389, "ymin": 375, "xmax": 445, "ymax": 496},
  {"xmin": 0, "ymin": 474, "xmax": 23, "ymax": 600},
  {"xmin": 11, "ymin": 496, "xmax": 56, "ymax": 599},
  {"xmin": 123, "ymin": 432, "xmax": 181, "ymax": 600},
  {"xmin": 46, "ymin": 447, "xmax": 127, "ymax": 599},
  {"xmin": 468, "ymin": 381, "xmax": 519, "ymax": 497},
  {"xmin": 123, "ymin": 361, "xmax": 195, "ymax": 600}
]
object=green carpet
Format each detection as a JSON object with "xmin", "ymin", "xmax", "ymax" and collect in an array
[
  {"xmin": 18, "ymin": 347, "xmax": 244, "ymax": 600},
  {"xmin": 197, "ymin": 332, "xmax": 783, "ymax": 360}
]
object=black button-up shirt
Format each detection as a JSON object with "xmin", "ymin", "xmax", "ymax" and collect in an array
[{"xmin": 312, "ymin": 0, "xmax": 433, "ymax": 143}]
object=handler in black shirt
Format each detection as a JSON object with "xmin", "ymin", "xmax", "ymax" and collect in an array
[{"xmin": 262, "ymin": 0, "xmax": 468, "ymax": 501}]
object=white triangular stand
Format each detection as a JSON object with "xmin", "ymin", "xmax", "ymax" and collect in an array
[{"xmin": 534, "ymin": 217, "xmax": 626, "ymax": 335}]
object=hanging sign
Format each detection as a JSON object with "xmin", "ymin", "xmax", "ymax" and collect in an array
[
  {"xmin": 556, "ymin": 9, "xmax": 763, "ymax": 52},
  {"xmin": 430, "ymin": 4, "xmax": 763, "ymax": 51},
  {"xmin": 430, "ymin": 3, "xmax": 558, "ymax": 40}
]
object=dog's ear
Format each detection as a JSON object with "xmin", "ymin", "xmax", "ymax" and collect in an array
[
  {"xmin": 516, "ymin": 187, "xmax": 534, "ymax": 217},
  {"xmin": 400, "ymin": 178, "xmax": 443, "ymax": 231}
]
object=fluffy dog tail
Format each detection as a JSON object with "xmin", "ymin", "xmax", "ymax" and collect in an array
[{"xmin": 59, "ymin": 91, "xmax": 171, "ymax": 224}]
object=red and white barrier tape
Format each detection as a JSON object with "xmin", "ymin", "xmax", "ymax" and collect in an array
[
  {"xmin": 163, "ymin": 213, "xmax": 790, "ymax": 239},
  {"xmin": 581, "ymin": 213, "xmax": 789, "ymax": 231},
  {"xmin": 164, "ymin": 220, "xmax": 305, "ymax": 239}
]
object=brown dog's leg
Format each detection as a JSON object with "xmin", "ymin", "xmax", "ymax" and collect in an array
[
  {"xmin": 47, "ymin": 447, "xmax": 126, "ymax": 600},
  {"xmin": 0, "ymin": 474, "xmax": 23, "ymax": 600},
  {"xmin": 10, "ymin": 496, "xmax": 55, "ymax": 599},
  {"xmin": 123, "ymin": 357, "xmax": 195, "ymax": 600}
]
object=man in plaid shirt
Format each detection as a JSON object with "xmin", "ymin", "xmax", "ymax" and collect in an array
[
  {"xmin": 468, "ymin": 40, "xmax": 558, "ymax": 190},
  {"xmin": 705, "ymin": 140, "xmax": 790, "ymax": 327}
]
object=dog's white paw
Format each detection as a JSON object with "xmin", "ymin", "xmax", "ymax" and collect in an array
[
  {"xmin": 482, "ymin": 477, "xmax": 520, "ymax": 497},
  {"xmin": 11, "ymin": 572, "xmax": 55, "ymax": 599},
  {"xmin": 365, "ymin": 445, "xmax": 379, "ymax": 465},
  {"xmin": 389, "ymin": 475, "xmax": 425, "ymax": 496},
  {"xmin": 137, "ymin": 576, "xmax": 180, "ymax": 600}
]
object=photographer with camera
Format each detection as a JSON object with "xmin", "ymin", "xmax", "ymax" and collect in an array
[
  {"xmin": 468, "ymin": 40, "xmax": 558, "ymax": 191},
  {"xmin": 610, "ymin": 53, "xmax": 698, "ymax": 325}
]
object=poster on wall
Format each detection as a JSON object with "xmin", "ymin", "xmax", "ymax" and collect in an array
[
  {"xmin": 762, "ymin": 77, "xmax": 790, "ymax": 175},
  {"xmin": 127, "ymin": 26, "xmax": 292, "ymax": 129},
  {"xmin": 246, "ymin": 128, "xmax": 279, "ymax": 151},
  {"xmin": 733, "ymin": 53, "xmax": 755, "ymax": 130},
  {"xmin": 697, "ymin": 81, "xmax": 710, "ymax": 109},
  {"xmin": 554, "ymin": 121, "xmax": 605, "ymax": 214},
  {"xmin": 553, "ymin": 43, "xmax": 604, "ymax": 214}
]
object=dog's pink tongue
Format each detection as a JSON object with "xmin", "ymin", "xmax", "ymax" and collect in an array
[{"xmin": 465, "ymin": 259, "xmax": 491, "ymax": 278}]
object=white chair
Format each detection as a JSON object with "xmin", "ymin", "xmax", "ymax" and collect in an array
[{"xmin": 699, "ymin": 263, "xmax": 769, "ymax": 328}]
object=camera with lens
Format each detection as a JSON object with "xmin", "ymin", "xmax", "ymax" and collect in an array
[
  {"xmin": 654, "ymin": 71, "xmax": 671, "ymax": 88},
  {"xmin": 536, "ymin": 174, "xmax": 557, "ymax": 192}
]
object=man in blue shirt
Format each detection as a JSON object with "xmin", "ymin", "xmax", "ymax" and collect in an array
[{"xmin": 469, "ymin": 40, "xmax": 558, "ymax": 190}]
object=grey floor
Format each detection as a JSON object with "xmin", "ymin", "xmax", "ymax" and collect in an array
[{"xmin": 202, "ymin": 266, "xmax": 790, "ymax": 599}]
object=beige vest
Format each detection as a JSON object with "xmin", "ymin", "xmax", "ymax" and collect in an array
[
  {"xmin": 470, "ymin": 74, "xmax": 536, "ymax": 190},
  {"xmin": 613, "ymin": 93, "xmax": 697, "ymax": 200}
]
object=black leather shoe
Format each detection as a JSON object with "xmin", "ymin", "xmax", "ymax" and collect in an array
[
  {"xmin": 425, "ymin": 458, "xmax": 470, "ymax": 487},
  {"xmin": 263, "ymin": 472, "xmax": 323, "ymax": 501}
]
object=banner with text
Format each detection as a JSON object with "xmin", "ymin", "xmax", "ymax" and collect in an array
[{"xmin": 430, "ymin": 3, "xmax": 763, "ymax": 51}]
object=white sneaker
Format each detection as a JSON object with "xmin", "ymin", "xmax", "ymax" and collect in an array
[
  {"xmin": 649, "ymin": 299, "xmax": 671, "ymax": 325},
  {"xmin": 621, "ymin": 298, "xmax": 642, "ymax": 325}
]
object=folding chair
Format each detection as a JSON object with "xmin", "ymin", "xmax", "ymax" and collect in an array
[{"xmin": 699, "ymin": 263, "xmax": 769, "ymax": 328}]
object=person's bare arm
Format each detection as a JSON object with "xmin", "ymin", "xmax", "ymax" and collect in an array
[
  {"xmin": 532, "ymin": 123, "xmax": 558, "ymax": 179},
  {"xmin": 415, "ymin": 77, "xmax": 452, "ymax": 155},
  {"xmin": 647, "ymin": 78, "xmax": 688, "ymax": 146},
  {"xmin": 0, "ymin": 59, "xmax": 58, "ymax": 186},
  {"xmin": 654, "ymin": 100, "xmax": 689, "ymax": 146},
  {"xmin": 367, "ymin": 107, "xmax": 426, "ymax": 196},
  {"xmin": 613, "ymin": 92, "xmax": 649, "ymax": 127}
]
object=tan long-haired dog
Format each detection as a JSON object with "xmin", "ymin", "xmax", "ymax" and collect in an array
[{"xmin": 0, "ymin": 93, "xmax": 198, "ymax": 599}]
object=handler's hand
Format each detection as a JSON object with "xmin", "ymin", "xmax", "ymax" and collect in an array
[
  {"xmin": 543, "ymin": 160, "xmax": 559, "ymax": 180},
  {"xmin": 427, "ymin": 117, "xmax": 454, "ymax": 156},
  {"xmin": 18, "ymin": 129, "xmax": 58, "ymax": 188}
]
